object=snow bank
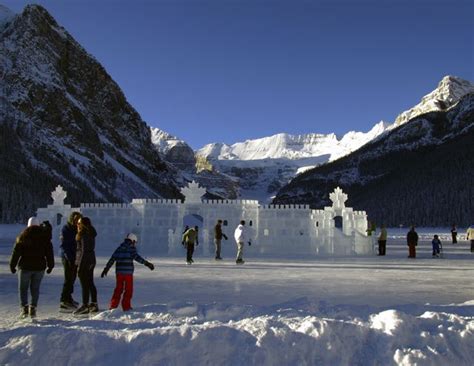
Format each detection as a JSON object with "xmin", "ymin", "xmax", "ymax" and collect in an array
[{"xmin": 1, "ymin": 301, "xmax": 473, "ymax": 366}]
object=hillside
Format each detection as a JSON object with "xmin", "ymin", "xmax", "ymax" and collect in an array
[
  {"xmin": 0, "ymin": 5, "xmax": 182, "ymax": 222},
  {"xmin": 274, "ymin": 93, "xmax": 474, "ymax": 227}
]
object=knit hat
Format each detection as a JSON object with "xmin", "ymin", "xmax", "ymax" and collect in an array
[
  {"xmin": 126, "ymin": 233, "xmax": 138, "ymax": 243},
  {"xmin": 27, "ymin": 217, "xmax": 40, "ymax": 227}
]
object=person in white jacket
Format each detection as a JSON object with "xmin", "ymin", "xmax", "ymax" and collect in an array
[
  {"xmin": 467, "ymin": 225, "xmax": 474, "ymax": 253},
  {"xmin": 234, "ymin": 220, "xmax": 251, "ymax": 264}
]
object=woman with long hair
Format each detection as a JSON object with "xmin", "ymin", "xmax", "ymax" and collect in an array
[{"xmin": 74, "ymin": 216, "xmax": 99, "ymax": 315}]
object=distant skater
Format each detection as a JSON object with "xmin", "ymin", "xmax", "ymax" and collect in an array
[
  {"xmin": 10, "ymin": 217, "xmax": 54, "ymax": 319},
  {"xmin": 432, "ymin": 235, "xmax": 442, "ymax": 257},
  {"xmin": 234, "ymin": 220, "xmax": 251, "ymax": 264},
  {"xmin": 407, "ymin": 226, "xmax": 418, "ymax": 258},
  {"xmin": 467, "ymin": 225, "xmax": 474, "ymax": 253},
  {"xmin": 101, "ymin": 233, "xmax": 154, "ymax": 311},
  {"xmin": 377, "ymin": 224, "xmax": 387, "ymax": 256},
  {"xmin": 214, "ymin": 219, "xmax": 228, "ymax": 260},
  {"xmin": 182, "ymin": 226, "xmax": 199, "ymax": 264},
  {"xmin": 451, "ymin": 224, "xmax": 457, "ymax": 244},
  {"xmin": 74, "ymin": 217, "xmax": 99, "ymax": 315}
]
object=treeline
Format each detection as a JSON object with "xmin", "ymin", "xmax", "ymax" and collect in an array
[{"xmin": 0, "ymin": 122, "xmax": 102, "ymax": 223}]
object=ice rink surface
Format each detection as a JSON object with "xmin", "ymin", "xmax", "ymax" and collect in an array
[{"xmin": 1, "ymin": 227, "xmax": 473, "ymax": 365}]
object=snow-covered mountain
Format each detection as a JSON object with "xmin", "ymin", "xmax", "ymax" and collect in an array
[
  {"xmin": 393, "ymin": 76, "xmax": 474, "ymax": 127},
  {"xmin": 150, "ymin": 127, "xmax": 239, "ymax": 199},
  {"xmin": 0, "ymin": 5, "xmax": 186, "ymax": 222},
  {"xmin": 196, "ymin": 76, "xmax": 473, "ymax": 203},
  {"xmin": 196, "ymin": 122, "xmax": 392, "ymax": 203},
  {"xmin": 199, "ymin": 121, "xmax": 390, "ymax": 162},
  {"xmin": 274, "ymin": 91, "xmax": 474, "ymax": 226}
]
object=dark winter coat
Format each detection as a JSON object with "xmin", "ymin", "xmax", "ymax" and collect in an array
[
  {"xmin": 104, "ymin": 239, "xmax": 146, "ymax": 275},
  {"xmin": 214, "ymin": 224, "xmax": 227, "ymax": 240},
  {"xmin": 10, "ymin": 226, "xmax": 54, "ymax": 271},
  {"xmin": 75, "ymin": 226, "xmax": 97, "ymax": 271},
  {"xmin": 432, "ymin": 238, "xmax": 441, "ymax": 251},
  {"xmin": 407, "ymin": 230, "xmax": 419, "ymax": 246},
  {"xmin": 60, "ymin": 223, "xmax": 78, "ymax": 263}
]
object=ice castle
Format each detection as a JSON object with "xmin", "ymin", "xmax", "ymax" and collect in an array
[{"xmin": 36, "ymin": 182, "xmax": 372, "ymax": 257}]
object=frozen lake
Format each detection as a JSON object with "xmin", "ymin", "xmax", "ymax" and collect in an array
[{"xmin": 1, "ymin": 226, "xmax": 473, "ymax": 365}]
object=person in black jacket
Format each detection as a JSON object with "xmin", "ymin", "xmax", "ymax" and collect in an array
[
  {"xmin": 407, "ymin": 226, "xmax": 418, "ymax": 258},
  {"xmin": 214, "ymin": 220, "xmax": 228, "ymax": 260},
  {"xmin": 59, "ymin": 211, "xmax": 82, "ymax": 310},
  {"xmin": 73, "ymin": 217, "xmax": 99, "ymax": 315},
  {"xmin": 10, "ymin": 217, "xmax": 54, "ymax": 319}
]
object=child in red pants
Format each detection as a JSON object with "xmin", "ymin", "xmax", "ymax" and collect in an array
[{"xmin": 101, "ymin": 233, "xmax": 154, "ymax": 311}]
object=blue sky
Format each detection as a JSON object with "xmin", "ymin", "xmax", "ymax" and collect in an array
[{"xmin": 3, "ymin": 0, "xmax": 473, "ymax": 149}]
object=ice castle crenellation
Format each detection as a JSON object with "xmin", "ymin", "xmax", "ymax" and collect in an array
[{"xmin": 37, "ymin": 182, "xmax": 372, "ymax": 257}]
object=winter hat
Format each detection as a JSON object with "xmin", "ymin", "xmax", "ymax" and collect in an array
[
  {"xmin": 126, "ymin": 233, "xmax": 138, "ymax": 243},
  {"xmin": 27, "ymin": 217, "xmax": 40, "ymax": 227}
]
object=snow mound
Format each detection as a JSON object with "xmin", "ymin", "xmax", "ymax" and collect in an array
[{"xmin": 1, "ymin": 301, "xmax": 473, "ymax": 365}]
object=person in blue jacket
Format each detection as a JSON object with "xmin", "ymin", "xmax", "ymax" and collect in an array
[
  {"xmin": 59, "ymin": 211, "xmax": 82, "ymax": 310},
  {"xmin": 101, "ymin": 233, "xmax": 154, "ymax": 311}
]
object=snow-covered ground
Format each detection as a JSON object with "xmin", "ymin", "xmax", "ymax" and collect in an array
[{"xmin": 1, "ymin": 226, "xmax": 473, "ymax": 365}]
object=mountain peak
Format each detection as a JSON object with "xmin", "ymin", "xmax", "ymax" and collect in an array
[
  {"xmin": 0, "ymin": 4, "xmax": 15, "ymax": 30},
  {"xmin": 394, "ymin": 75, "xmax": 474, "ymax": 126}
]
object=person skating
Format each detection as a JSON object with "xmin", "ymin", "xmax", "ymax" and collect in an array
[
  {"xmin": 377, "ymin": 224, "xmax": 387, "ymax": 256},
  {"xmin": 9, "ymin": 217, "xmax": 54, "ymax": 319},
  {"xmin": 467, "ymin": 225, "xmax": 474, "ymax": 253},
  {"xmin": 73, "ymin": 217, "xmax": 99, "ymax": 315},
  {"xmin": 214, "ymin": 219, "xmax": 228, "ymax": 260},
  {"xmin": 101, "ymin": 233, "xmax": 154, "ymax": 311},
  {"xmin": 59, "ymin": 211, "xmax": 82, "ymax": 310},
  {"xmin": 407, "ymin": 226, "xmax": 418, "ymax": 258},
  {"xmin": 451, "ymin": 224, "xmax": 458, "ymax": 244},
  {"xmin": 182, "ymin": 226, "xmax": 199, "ymax": 264},
  {"xmin": 234, "ymin": 220, "xmax": 251, "ymax": 264},
  {"xmin": 432, "ymin": 235, "xmax": 442, "ymax": 257}
]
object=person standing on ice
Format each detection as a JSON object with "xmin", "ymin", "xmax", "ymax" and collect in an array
[
  {"xmin": 467, "ymin": 225, "xmax": 474, "ymax": 253},
  {"xmin": 406, "ymin": 226, "xmax": 418, "ymax": 258},
  {"xmin": 59, "ymin": 211, "xmax": 82, "ymax": 310},
  {"xmin": 450, "ymin": 224, "xmax": 458, "ymax": 244},
  {"xmin": 377, "ymin": 224, "xmax": 387, "ymax": 256},
  {"xmin": 234, "ymin": 220, "xmax": 251, "ymax": 264},
  {"xmin": 214, "ymin": 219, "xmax": 228, "ymax": 260},
  {"xmin": 431, "ymin": 235, "xmax": 442, "ymax": 257},
  {"xmin": 9, "ymin": 217, "xmax": 54, "ymax": 319},
  {"xmin": 101, "ymin": 233, "xmax": 154, "ymax": 311},
  {"xmin": 182, "ymin": 226, "xmax": 199, "ymax": 264},
  {"xmin": 73, "ymin": 217, "xmax": 99, "ymax": 315}
]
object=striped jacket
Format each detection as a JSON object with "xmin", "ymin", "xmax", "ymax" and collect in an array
[{"xmin": 104, "ymin": 240, "xmax": 146, "ymax": 275}]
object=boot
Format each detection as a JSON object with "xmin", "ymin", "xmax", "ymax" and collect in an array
[
  {"xmin": 73, "ymin": 304, "xmax": 90, "ymax": 315},
  {"xmin": 88, "ymin": 303, "xmax": 99, "ymax": 313},
  {"xmin": 29, "ymin": 305, "xmax": 37, "ymax": 318},
  {"xmin": 19, "ymin": 306, "xmax": 28, "ymax": 319}
]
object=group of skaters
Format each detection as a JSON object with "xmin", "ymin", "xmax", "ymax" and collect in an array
[
  {"xmin": 9, "ymin": 214, "xmax": 253, "ymax": 319},
  {"xmin": 370, "ymin": 223, "xmax": 474, "ymax": 258},
  {"xmin": 9, "ymin": 212, "xmax": 474, "ymax": 319},
  {"xmin": 9, "ymin": 212, "xmax": 155, "ymax": 319},
  {"xmin": 181, "ymin": 219, "xmax": 251, "ymax": 264}
]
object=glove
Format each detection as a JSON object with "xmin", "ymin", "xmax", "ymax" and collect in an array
[
  {"xmin": 223, "ymin": 234, "xmax": 228, "ymax": 240},
  {"xmin": 46, "ymin": 267, "xmax": 53, "ymax": 274},
  {"xmin": 101, "ymin": 269, "xmax": 108, "ymax": 278},
  {"xmin": 145, "ymin": 261, "xmax": 154, "ymax": 271},
  {"xmin": 248, "ymin": 241, "xmax": 252, "ymax": 246},
  {"xmin": 10, "ymin": 266, "xmax": 16, "ymax": 274},
  {"xmin": 181, "ymin": 241, "xmax": 185, "ymax": 246}
]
